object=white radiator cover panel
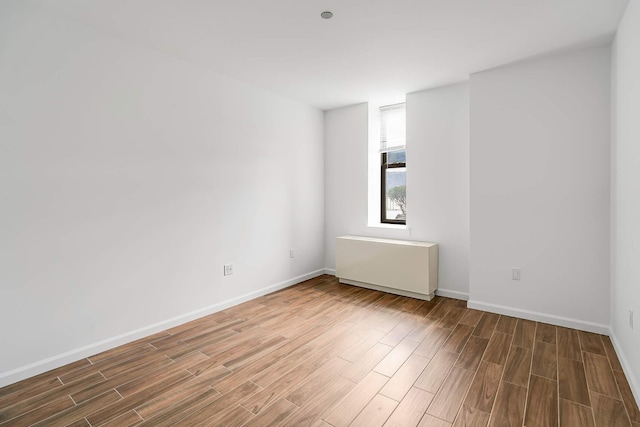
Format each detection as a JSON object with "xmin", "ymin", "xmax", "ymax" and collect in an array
[{"xmin": 335, "ymin": 236, "xmax": 438, "ymax": 300}]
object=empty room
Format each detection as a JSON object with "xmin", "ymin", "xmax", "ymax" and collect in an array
[{"xmin": 1, "ymin": 0, "xmax": 639, "ymax": 426}]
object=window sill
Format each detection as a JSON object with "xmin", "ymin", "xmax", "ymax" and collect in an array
[{"xmin": 367, "ymin": 223, "xmax": 407, "ymax": 230}]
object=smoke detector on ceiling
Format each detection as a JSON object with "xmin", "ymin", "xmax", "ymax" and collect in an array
[{"xmin": 320, "ymin": 11, "xmax": 333, "ymax": 19}]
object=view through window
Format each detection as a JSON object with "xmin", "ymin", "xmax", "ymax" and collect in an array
[{"xmin": 380, "ymin": 103, "xmax": 406, "ymax": 224}]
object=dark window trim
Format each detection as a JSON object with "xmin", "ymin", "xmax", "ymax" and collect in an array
[{"xmin": 381, "ymin": 151, "xmax": 406, "ymax": 225}]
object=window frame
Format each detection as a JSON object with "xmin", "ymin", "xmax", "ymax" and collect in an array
[{"xmin": 380, "ymin": 151, "xmax": 406, "ymax": 225}]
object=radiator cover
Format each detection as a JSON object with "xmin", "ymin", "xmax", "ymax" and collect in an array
[{"xmin": 335, "ymin": 235, "xmax": 439, "ymax": 300}]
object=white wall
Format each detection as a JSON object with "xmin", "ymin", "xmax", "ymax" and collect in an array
[
  {"xmin": 0, "ymin": 2, "xmax": 325, "ymax": 386},
  {"xmin": 324, "ymin": 103, "xmax": 369, "ymax": 270},
  {"xmin": 406, "ymin": 84, "xmax": 470, "ymax": 299},
  {"xmin": 611, "ymin": 0, "xmax": 640, "ymax": 406},
  {"xmin": 324, "ymin": 85, "xmax": 470, "ymax": 299},
  {"xmin": 469, "ymin": 46, "xmax": 611, "ymax": 333}
]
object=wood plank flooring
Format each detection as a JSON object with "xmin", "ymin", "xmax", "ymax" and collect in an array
[{"xmin": 1, "ymin": 275, "xmax": 638, "ymax": 426}]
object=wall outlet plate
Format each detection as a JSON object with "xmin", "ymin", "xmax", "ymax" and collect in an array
[
  {"xmin": 512, "ymin": 268, "xmax": 521, "ymax": 280},
  {"xmin": 224, "ymin": 264, "xmax": 233, "ymax": 276}
]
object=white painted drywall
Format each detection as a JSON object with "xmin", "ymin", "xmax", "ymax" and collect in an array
[
  {"xmin": 611, "ymin": 0, "xmax": 640, "ymax": 406},
  {"xmin": 406, "ymin": 84, "xmax": 470, "ymax": 300},
  {"xmin": 324, "ymin": 103, "xmax": 370, "ymax": 269},
  {"xmin": 324, "ymin": 84, "xmax": 470, "ymax": 299},
  {"xmin": 0, "ymin": 2, "xmax": 324, "ymax": 385},
  {"xmin": 469, "ymin": 46, "xmax": 611, "ymax": 332}
]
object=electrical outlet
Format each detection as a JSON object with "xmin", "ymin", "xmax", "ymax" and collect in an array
[
  {"xmin": 512, "ymin": 268, "xmax": 521, "ymax": 281},
  {"xmin": 630, "ymin": 310, "xmax": 634, "ymax": 329},
  {"xmin": 224, "ymin": 264, "xmax": 233, "ymax": 276},
  {"xmin": 289, "ymin": 249, "xmax": 295, "ymax": 259}
]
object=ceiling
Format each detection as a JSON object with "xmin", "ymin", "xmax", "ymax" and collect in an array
[{"xmin": 35, "ymin": 0, "xmax": 629, "ymax": 110}]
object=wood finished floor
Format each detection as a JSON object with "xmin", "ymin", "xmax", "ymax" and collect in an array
[{"xmin": 1, "ymin": 275, "xmax": 638, "ymax": 427}]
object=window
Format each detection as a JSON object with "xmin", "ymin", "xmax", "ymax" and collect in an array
[{"xmin": 380, "ymin": 103, "xmax": 406, "ymax": 224}]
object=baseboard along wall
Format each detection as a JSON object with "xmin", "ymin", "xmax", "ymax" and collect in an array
[
  {"xmin": 467, "ymin": 299, "xmax": 610, "ymax": 335},
  {"xmin": 609, "ymin": 330, "xmax": 640, "ymax": 412},
  {"xmin": 0, "ymin": 269, "xmax": 327, "ymax": 389}
]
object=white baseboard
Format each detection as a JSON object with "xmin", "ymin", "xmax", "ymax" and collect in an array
[
  {"xmin": 435, "ymin": 288, "xmax": 469, "ymax": 301},
  {"xmin": 324, "ymin": 268, "xmax": 336, "ymax": 276},
  {"xmin": 0, "ymin": 269, "xmax": 326, "ymax": 389},
  {"xmin": 609, "ymin": 330, "xmax": 640, "ymax": 411},
  {"xmin": 467, "ymin": 299, "xmax": 609, "ymax": 335}
]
